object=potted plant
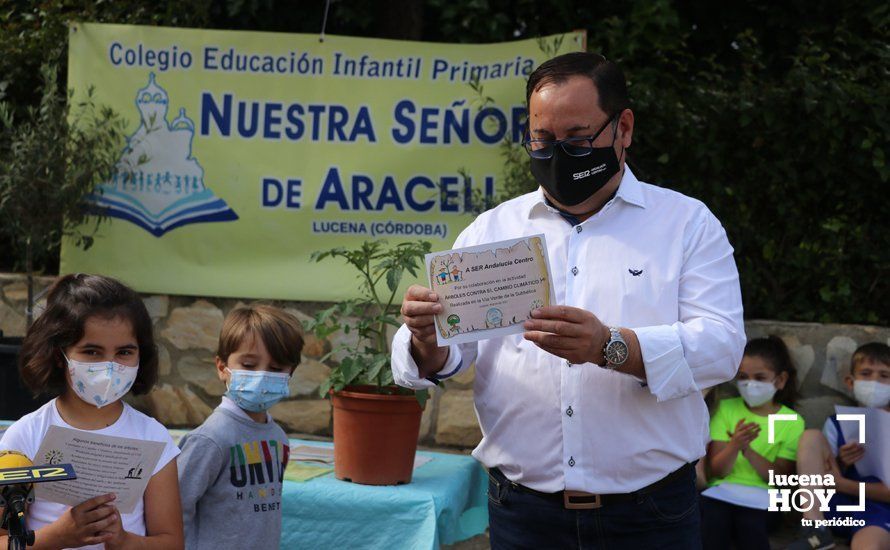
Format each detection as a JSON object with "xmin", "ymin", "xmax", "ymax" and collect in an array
[{"xmin": 308, "ymin": 239, "xmax": 432, "ymax": 485}]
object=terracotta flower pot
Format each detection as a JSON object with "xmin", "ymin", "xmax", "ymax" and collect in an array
[{"xmin": 331, "ymin": 385, "xmax": 423, "ymax": 485}]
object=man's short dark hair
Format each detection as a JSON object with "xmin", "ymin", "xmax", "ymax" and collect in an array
[{"xmin": 526, "ymin": 52, "xmax": 630, "ymax": 118}]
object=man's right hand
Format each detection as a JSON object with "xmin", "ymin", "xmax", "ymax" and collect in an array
[{"xmin": 400, "ymin": 285, "xmax": 448, "ymax": 376}]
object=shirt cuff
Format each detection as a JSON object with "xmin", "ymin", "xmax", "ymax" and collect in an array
[
  {"xmin": 426, "ymin": 353, "xmax": 463, "ymax": 384},
  {"xmin": 390, "ymin": 324, "xmax": 462, "ymax": 389},
  {"xmin": 633, "ymin": 325, "xmax": 699, "ymax": 402}
]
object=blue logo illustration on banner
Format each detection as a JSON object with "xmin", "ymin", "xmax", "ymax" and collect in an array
[{"xmin": 86, "ymin": 72, "xmax": 238, "ymax": 236}]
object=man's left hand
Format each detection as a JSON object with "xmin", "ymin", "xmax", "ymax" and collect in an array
[{"xmin": 523, "ymin": 306, "xmax": 609, "ymax": 365}]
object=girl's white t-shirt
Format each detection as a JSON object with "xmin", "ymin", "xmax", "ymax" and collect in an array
[{"xmin": 0, "ymin": 398, "xmax": 179, "ymax": 549}]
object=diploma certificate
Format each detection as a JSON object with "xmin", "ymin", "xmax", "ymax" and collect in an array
[{"xmin": 426, "ymin": 235, "xmax": 554, "ymax": 346}]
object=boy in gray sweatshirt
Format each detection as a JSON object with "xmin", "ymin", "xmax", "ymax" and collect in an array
[{"xmin": 178, "ymin": 305, "xmax": 304, "ymax": 550}]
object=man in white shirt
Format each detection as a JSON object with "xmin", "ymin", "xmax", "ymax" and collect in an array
[{"xmin": 392, "ymin": 52, "xmax": 745, "ymax": 548}]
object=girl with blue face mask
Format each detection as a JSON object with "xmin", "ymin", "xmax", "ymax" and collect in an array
[{"xmin": 700, "ymin": 336, "xmax": 804, "ymax": 550}]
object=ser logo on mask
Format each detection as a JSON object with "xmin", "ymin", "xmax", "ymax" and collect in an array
[{"xmin": 572, "ymin": 163, "xmax": 607, "ymax": 181}]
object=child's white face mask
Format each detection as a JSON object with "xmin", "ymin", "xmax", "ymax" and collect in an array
[
  {"xmin": 65, "ymin": 354, "xmax": 139, "ymax": 408},
  {"xmin": 853, "ymin": 380, "xmax": 890, "ymax": 409},
  {"xmin": 737, "ymin": 380, "xmax": 778, "ymax": 407}
]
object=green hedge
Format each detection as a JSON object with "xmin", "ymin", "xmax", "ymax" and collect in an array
[{"xmin": 587, "ymin": 2, "xmax": 889, "ymax": 325}]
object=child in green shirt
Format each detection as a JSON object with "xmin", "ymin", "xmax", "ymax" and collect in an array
[{"xmin": 701, "ymin": 336, "xmax": 805, "ymax": 550}]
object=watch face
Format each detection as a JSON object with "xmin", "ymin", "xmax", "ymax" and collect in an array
[{"xmin": 606, "ymin": 341, "xmax": 629, "ymax": 365}]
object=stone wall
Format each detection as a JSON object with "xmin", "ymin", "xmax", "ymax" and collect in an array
[{"xmin": 2, "ymin": 273, "xmax": 888, "ymax": 448}]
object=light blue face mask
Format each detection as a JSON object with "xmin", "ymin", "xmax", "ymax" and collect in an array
[{"xmin": 224, "ymin": 368, "xmax": 291, "ymax": 412}]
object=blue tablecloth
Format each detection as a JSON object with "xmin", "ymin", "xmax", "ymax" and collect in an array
[
  {"xmin": 0, "ymin": 422, "xmax": 489, "ymax": 549},
  {"xmin": 282, "ymin": 439, "xmax": 488, "ymax": 549}
]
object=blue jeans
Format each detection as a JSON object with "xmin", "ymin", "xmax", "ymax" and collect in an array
[{"xmin": 487, "ymin": 466, "xmax": 701, "ymax": 550}]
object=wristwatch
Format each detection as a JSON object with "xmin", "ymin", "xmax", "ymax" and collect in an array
[{"xmin": 601, "ymin": 327, "xmax": 628, "ymax": 370}]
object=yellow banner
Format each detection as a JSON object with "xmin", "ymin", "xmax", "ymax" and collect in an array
[{"xmin": 61, "ymin": 23, "xmax": 585, "ymax": 300}]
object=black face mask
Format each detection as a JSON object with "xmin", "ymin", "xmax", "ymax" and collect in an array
[{"xmin": 529, "ymin": 122, "xmax": 621, "ymax": 207}]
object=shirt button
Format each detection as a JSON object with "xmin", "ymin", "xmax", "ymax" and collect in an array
[
  {"xmin": 571, "ymin": 266, "xmax": 579, "ymax": 276},
  {"xmin": 565, "ymin": 360, "xmax": 572, "ymax": 368},
  {"xmin": 569, "ymin": 457, "xmax": 576, "ymax": 467},
  {"xmin": 576, "ymin": 225, "xmax": 582, "ymax": 233},
  {"xmin": 566, "ymin": 406, "xmax": 573, "ymax": 417}
]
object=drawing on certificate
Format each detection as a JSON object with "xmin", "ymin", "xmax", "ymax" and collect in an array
[{"xmin": 426, "ymin": 234, "xmax": 554, "ymax": 346}]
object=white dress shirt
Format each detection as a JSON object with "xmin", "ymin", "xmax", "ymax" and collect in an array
[{"xmin": 391, "ymin": 167, "xmax": 745, "ymax": 494}]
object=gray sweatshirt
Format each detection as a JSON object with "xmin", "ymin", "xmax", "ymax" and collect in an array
[{"xmin": 178, "ymin": 401, "xmax": 290, "ymax": 550}]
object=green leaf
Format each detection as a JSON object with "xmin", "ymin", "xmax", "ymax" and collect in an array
[
  {"xmin": 380, "ymin": 315, "xmax": 402, "ymax": 328},
  {"xmin": 339, "ymin": 357, "xmax": 363, "ymax": 386},
  {"xmin": 386, "ymin": 266, "xmax": 402, "ymax": 293},
  {"xmin": 415, "ymin": 389, "xmax": 430, "ymax": 408},
  {"xmin": 378, "ymin": 368, "xmax": 394, "ymax": 387},
  {"xmin": 365, "ymin": 355, "xmax": 389, "ymax": 382}
]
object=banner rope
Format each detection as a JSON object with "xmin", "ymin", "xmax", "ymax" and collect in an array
[{"xmin": 319, "ymin": 0, "xmax": 332, "ymax": 42}]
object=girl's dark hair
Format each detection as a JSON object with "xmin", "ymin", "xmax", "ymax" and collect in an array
[
  {"xmin": 744, "ymin": 335, "xmax": 798, "ymax": 408},
  {"xmin": 19, "ymin": 273, "xmax": 158, "ymax": 397}
]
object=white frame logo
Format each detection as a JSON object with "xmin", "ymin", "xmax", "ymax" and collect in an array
[{"xmin": 768, "ymin": 413, "xmax": 866, "ymax": 514}]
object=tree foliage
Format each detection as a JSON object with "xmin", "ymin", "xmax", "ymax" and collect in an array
[{"xmin": 0, "ymin": 64, "xmax": 126, "ymax": 279}]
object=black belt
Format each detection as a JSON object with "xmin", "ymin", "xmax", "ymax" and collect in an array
[{"xmin": 490, "ymin": 462, "xmax": 694, "ymax": 510}]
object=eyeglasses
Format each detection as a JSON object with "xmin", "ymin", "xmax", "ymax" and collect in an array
[{"xmin": 523, "ymin": 115, "xmax": 617, "ymax": 160}]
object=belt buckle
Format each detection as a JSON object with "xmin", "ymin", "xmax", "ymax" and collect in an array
[{"xmin": 563, "ymin": 490, "xmax": 602, "ymax": 510}]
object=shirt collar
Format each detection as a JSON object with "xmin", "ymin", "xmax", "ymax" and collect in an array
[
  {"xmin": 616, "ymin": 166, "xmax": 646, "ymax": 208},
  {"xmin": 527, "ymin": 165, "xmax": 647, "ymax": 220}
]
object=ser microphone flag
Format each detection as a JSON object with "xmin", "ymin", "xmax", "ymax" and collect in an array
[{"xmin": 0, "ymin": 450, "xmax": 77, "ymax": 550}]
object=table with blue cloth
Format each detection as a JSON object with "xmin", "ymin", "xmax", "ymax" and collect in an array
[
  {"xmin": 0, "ymin": 422, "xmax": 489, "ymax": 549},
  {"xmin": 282, "ymin": 439, "xmax": 488, "ymax": 549}
]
